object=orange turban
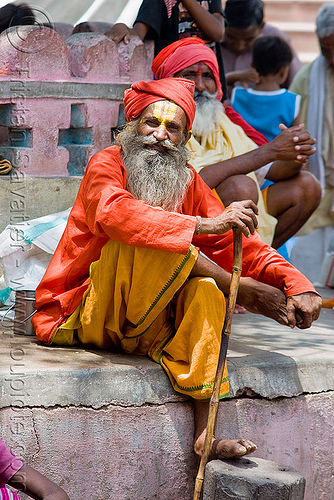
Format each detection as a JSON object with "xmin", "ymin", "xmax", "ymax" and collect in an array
[
  {"xmin": 123, "ymin": 77, "xmax": 196, "ymax": 130},
  {"xmin": 151, "ymin": 38, "xmax": 223, "ymax": 101}
]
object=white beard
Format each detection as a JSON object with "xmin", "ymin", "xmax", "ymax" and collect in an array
[
  {"xmin": 116, "ymin": 120, "xmax": 193, "ymax": 212},
  {"xmin": 192, "ymin": 90, "xmax": 224, "ymax": 138}
]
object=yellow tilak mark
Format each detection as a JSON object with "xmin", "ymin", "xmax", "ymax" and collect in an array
[{"xmin": 152, "ymin": 101, "xmax": 178, "ymax": 128}]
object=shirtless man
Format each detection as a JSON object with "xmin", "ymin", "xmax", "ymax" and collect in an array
[{"xmin": 152, "ymin": 38, "xmax": 321, "ymax": 250}]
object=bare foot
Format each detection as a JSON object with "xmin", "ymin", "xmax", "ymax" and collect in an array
[
  {"xmin": 211, "ymin": 438, "xmax": 257, "ymax": 459},
  {"xmin": 234, "ymin": 303, "xmax": 247, "ymax": 314},
  {"xmin": 194, "ymin": 431, "xmax": 257, "ymax": 460}
]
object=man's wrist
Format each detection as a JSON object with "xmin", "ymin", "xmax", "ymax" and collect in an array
[{"xmin": 195, "ymin": 217, "xmax": 214, "ymax": 235}]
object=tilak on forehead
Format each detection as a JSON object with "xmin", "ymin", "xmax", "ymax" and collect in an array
[{"xmin": 152, "ymin": 101, "xmax": 179, "ymax": 124}]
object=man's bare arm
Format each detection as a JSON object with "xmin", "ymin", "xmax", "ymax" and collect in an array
[
  {"xmin": 191, "ymin": 252, "xmax": 290, "ymax": 325},
  {"xmin": 199, "ymin": 124, "xmax": 316, "ymax": 189},
  {"xmin": 180, "ymin": 0, "xmax": 224, "ymax": 42},
  {"xmin": 192, "ymin": 200, "xmax": 322, "ymax": 328}
]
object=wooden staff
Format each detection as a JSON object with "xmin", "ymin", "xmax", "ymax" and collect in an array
[{"xmin": 193, "ymin": 227, "xmax": 243, "ymax": 500}]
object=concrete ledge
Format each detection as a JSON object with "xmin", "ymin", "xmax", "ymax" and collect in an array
[{"xmin": 203, "ymin": 457, "xmax": 305, "ymax": 499}]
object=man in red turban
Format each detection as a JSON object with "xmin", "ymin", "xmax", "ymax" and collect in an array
[
  {"xmin": 152, "ymin": 38, "xmax": 321, "ymax": 253},
  {"xmin": 32, "ymin": 78, "xmax": 321, "ymax": 464}
]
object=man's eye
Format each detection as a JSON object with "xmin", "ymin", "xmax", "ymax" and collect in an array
[
  {"xmin": 203, "ymin": 74, "xmax": 214, "ymax": 80},
  {"xmin": 167, "ymin": 124, "xmax": 179, "ymax": 132},
  {"xmin": 145, "ymin": 120, "xmax": 159, "ymax": 127},
  {"xmin": 183, "ymin": 73, "xmax": 196, "ymax": 79}
]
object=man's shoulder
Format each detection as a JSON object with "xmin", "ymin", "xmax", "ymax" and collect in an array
[
  {"xmin": 85, "ymin": 145, "xmax": 124, "ymax": 174},
  {"xmin": 91, "ymin": 145, "xmax": 122, "ymax": 161},
  {"xmin": 261, "ymin": 24, "xmax": 290, "ymax": 42}
]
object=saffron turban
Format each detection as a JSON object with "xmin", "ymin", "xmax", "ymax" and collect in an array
[
  {"xmin": 123, "ymin": 77, "xmax": 196, "ymax": 130},
  {"xmin": 151, "ymin": 38, "xmax": 223, "ymax": 101}
]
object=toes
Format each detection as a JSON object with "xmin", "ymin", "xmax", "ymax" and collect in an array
[
  {"xmin": 237, "ymin": 439, "xmax": 257, "ymax": 455},
  {"xmin": 214, "ymin": 438, "xmax": 257, "ymax": 459}
]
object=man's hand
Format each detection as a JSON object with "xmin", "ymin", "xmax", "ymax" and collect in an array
[
  {"xmin": 106, "ymin": 23, "xmax": 132, "ymax": 44},
  {"xmin": 286, "ymin": 292, "xmax": 322, "ymax": 329},
  {"xmin": 237, "ymin": 279, "xmax": 322, "ymax": 329},
  {"xmin": 270, "ymin": 124, "xmax": 316, "ymax": 164},
  {"xmin": 226, "ymin": 68, "xmax": 260, "ymax": 88},
  {"xmin": 199, "ymin": 200, "xmax": 259, "ymax": 238}
]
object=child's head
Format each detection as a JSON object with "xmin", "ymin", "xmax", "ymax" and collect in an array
[{"xmin": 252, "ymin": 35, "xmax": 293, "ymax": 77}]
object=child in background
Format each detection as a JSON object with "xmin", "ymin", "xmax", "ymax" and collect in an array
[
  {"xmin": 231, "ymin": 35, "xmax": 301, "ymax": 142},
  {"xmin": 0, "ymin": 438, "xmax": 70, "ymax": 500}
]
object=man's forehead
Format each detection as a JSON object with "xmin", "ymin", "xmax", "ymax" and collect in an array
[
  {"xmin": 141, "ymin": 101, "xmax": 186, "ymax": 123},
  {"xmin": 180, "ymin": 62, "xmax": 213, "ymax": 74}
]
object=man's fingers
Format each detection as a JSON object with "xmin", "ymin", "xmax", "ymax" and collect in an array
[{"xmin": 286, "ymin": 301, "xmax": 297, "ymax": 328}]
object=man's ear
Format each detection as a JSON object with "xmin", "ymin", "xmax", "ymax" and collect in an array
[{"xmin": 184, "ymin": 130, "xmax": 192, "ymax": 144}]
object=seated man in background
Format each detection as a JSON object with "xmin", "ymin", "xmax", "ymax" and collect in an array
[
  {"xmin": 222, "ymin": 0, "xmax": 302, "ymax": 98},
  {"xmin": 32, "ymin": 78, "xmax": 321, "ymax": 462},
  {"xmin": 289, "ymin": 3, "xmax": 334, "ymax": 238},
  {"xmin": 152, "ymin": 38, "xmax": 321, "ymax": 251}
]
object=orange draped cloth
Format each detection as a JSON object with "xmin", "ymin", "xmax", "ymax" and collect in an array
[{"xmin": 32, "ymin": 146, "xmax": 317, "ymax": 346}]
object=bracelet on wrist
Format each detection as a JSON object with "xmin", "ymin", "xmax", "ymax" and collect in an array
[{"xmin": 195, "ymin": 216, "xmax": 202, "ymax": 235}]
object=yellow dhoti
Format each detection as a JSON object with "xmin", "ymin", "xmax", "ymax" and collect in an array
[{"xmin": 51, "ymin": 240, "xmax": 229, "ymax": 401}]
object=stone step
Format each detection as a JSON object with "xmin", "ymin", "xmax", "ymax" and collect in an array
[
  {"xmin": 264, "ymin": 0, "xmax": 327, "ymax": 24},
  {"xmin": 203, "ymin": 457, "xmax": 305, "ymax": 499}
]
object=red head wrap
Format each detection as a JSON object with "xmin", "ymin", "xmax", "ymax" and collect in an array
[
  {"xmin": 151, "ymin": 38, "xmax": 223, "ymax": 101},
  {"xmin": 123, "ymin": 77, "xmax": 196, "ymax": 130}
]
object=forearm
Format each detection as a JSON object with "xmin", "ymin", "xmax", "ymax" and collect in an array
[
  {"xmin": 199, "ymin": 143, "xmax": 276, "ymax": 189},
  {"xmin": 266, "ymin": 160, "xmax": 302, "ymax": 182},
  {"xmin": 132, "ymin": 21, "xmax": 150, "ymax": 40},
  {"xmin": 190, "ymin": 252, "xmax": 231, "ymax": 295},
  {"xmin": 181, "ymin": 0, "xmax": 224, "ymax": 41}
]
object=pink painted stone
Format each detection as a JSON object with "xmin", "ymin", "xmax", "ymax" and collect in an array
[
  {"xmin": 67, "ymin": 33, "xmax": 119, "ymax": 81},
  {"xmin": 118, "ymin": 37, "xmax": 154, "ymax": 81},
  {"xmin": 7, "ymin": 98, "xmax": 71, "ymax": 176},
  {"xmin": 0, "ymin": 26, "xmax": 71, "ymax": 80}
]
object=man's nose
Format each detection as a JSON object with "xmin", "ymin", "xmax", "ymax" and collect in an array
[
  {"xmin": 234, "ymin": 39, "xmax": 247, "ymax": 53},
  {"xmin": 153, "ymin": 124, "xmax": 168, "ymax": 141},
  {"xmin": 194, "ymin": 74, "xmax": 206, "ymax": 92}
]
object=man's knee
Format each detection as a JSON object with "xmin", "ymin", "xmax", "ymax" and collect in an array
[
  {"xmin": 267, "ymin": 171, "xmax": 321, "ymax": 217},
  {"xmin": 296, "ymin": 171, "xmax": 322, "ymax": 209},
  {"xmin": 183, "ymin": 276, "xmax": 224, "ymax": 307},
  {"xmin": 216, "ymin": 175, "xmax": 258, "ymax": 206},
  {"xmin": 284, "ymin": 171, "xmax": 322, "ymax": 212}
]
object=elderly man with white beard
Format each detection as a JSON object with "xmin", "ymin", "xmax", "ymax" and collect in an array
[
  {"xmin": 32, "ymin": 78, "xmax": 321, "ymax": 462},
  {"xmin": 152, "ymin": 38, "xmax": 321, "ymax": 251}
]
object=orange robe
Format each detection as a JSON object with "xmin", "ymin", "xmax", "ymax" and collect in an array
[{"xmin": 32, "ymin": 145, "xmax": 316, "ymax": 344}]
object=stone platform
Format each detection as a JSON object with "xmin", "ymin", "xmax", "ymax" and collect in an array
[{"xmin": 0, "ymin": 286, "xmax": 333, "ymax": 500}]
